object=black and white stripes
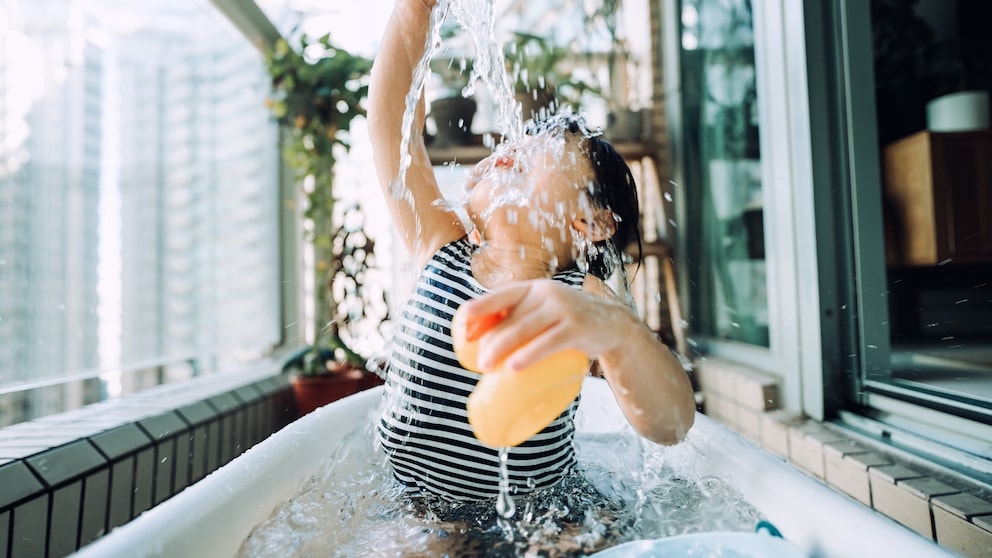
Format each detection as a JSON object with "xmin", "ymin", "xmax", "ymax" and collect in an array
[{"xmin": 376, "ymin": 237, "xmax": 585, "ymax": 501}]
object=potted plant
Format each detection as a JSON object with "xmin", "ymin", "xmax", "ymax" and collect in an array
[
  {"xmin": 583, "ymin": 0, "xmax": 644, "ymax": 141},
  {"xmin": 281, "ymin": 330, "xmax": 371, "ymax": 415},
  {"xmin": 429, "ymin": 24, "xmax": 478, "ymax": 147},
  {"xmin": 263, "ymin": 31, "xmax": 373, "ymax": 333},
  {"xmin": 505, "ymin": 31, "xmax": 601, "ymax": 121},
  {"xmin": 281, "ymin": 202, "xmax": 388, "ymax": 415},
  {"xmin": 264, "ymin": 35, "xmax": 387, "ymax": 414}
]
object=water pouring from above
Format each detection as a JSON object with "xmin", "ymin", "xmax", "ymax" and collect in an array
[{"xmin": 368, "ymin": 0, "xmax": 695, "ymax": 510}]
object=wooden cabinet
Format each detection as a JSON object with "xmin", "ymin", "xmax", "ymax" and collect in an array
[{"xmin": 882, "ymin": 130, "xmax": 992, "ymax": 266}]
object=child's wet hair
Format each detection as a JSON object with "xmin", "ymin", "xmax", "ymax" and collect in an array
[{"xmin": 526, "ymin": 112, "xmax": 642, "ymax": 280}]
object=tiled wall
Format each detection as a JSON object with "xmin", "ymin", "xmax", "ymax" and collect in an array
[
  {"xmin": 695, "ymin": 358, "xmax": 992, "ymax": 558},
  {"xmin": 0, "ymin": 364, "xmax": 297, "ymax": 558}
]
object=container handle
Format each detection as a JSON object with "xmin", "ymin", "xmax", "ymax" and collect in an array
[{"xmin": 756, "ymin": 520, "xmax": 784, "ymax": 538}]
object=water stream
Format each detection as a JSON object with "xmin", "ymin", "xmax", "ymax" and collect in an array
[{"xmin": 237, "ymin": 2, "xmax": 762, "ymax": 555}]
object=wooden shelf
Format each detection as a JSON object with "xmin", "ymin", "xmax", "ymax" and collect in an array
[{"xmin": 428, "ymin": 141, "xmax": 653, "ymax": 166}]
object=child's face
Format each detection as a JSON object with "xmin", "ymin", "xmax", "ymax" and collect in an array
[{"xmin": 463, "ymin": 132, "xmax": 597, "ymax": 239}]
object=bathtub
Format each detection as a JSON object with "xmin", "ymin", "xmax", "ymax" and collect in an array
[{"xmin": 73, "ymin": 378, "xmax": 955, "ymax": 557}]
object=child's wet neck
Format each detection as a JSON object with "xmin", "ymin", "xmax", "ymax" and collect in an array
[{"xmin": 470, "ymin": 239, "xmax": 557, "ymax": 289}]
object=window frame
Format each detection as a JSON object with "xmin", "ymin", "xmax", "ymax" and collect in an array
[
  {"xmin": 667, "ymin": 0, "xmax": 821, "ymax": 414},
  {"xmin": 806, "ymin": 0, "xmax": 992, "ymax": 480}
]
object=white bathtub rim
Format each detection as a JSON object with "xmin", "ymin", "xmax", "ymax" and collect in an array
[
  {"xmin": 72, "ymin": 378, "xmax": 956, "ymax": 558},
  {"xmin": 72, "ymin": 387, "xmax": 384, "ymax": 558}
]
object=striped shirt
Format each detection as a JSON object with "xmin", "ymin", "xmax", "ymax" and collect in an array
[{"xmin": 376, "ymin": 237, "xmax": 587, "ymax": 501}]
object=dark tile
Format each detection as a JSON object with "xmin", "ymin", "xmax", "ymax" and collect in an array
[
  {"xmin": 25, "ymin": 440, "xmax": 105, "ymax": 487},
  {"xmin": 153, "ymin": 439, "xmax": 176, "ymax": 506},
  {"xmin": 89, "ymin": 424, "xmax": 152, "ymax": 460},
  {"xmin": 0, "ymin": 460, "xmax": 45, "ymax": 508},
  {"xmin": 80, "ymin": 469, "xmax": 109, "ymax": 546},
  {"xmin": 49, "ymin": 481, "xmax": 82, "ymax": 557},
  {"xmin": 173, "ymin": 433, "xmax": 191, "ymax": 494},
  {"xmin": 10, "ymin": 495, "xmax": 47, "ymax": 558},
  {"xmin": 233, "ymin": 406, "xmax": 251, "ymax": 456},
  {"xmin": 107, "ymin": 460, "xmax": 133, "ymax": 530},
  {"xmin": 207, "ymin": 392, "xmax": 239, "ymax": 416},
  {"xmin": 137, "ymin": 412, "xmax": 186, "ymax": 442},
  {"xmin": 132, "ymin": 448, "xmax": 155, "ymax": 518},
  {"xmin": 219, "ymin": 415, "xmax": 236, "ymax": 466},
  {"xmin": 189, "ymin": 426, "xmax": 209, "ymax": 483},
  {"xmin": 0, "ymin": 509, "xmax": 10, "ymax": 558},
  {"xmin": 175, "ymin": 401, "xmax": 216, "ymax": 428},
  {"xmin": 247, "ymin": 402, "xmax": 264, "ymax": 447},
  {"xmin": 205, "ymin": 421, "xmax": 220, "ymax": 474},
  {"xmin": 233, "ymin": 384, "xmax": 263, "ymax": 406}
]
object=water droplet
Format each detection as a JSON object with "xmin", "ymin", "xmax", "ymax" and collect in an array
[
  {"xmin": 664, "ymin": 192, "xmax": 674, "ymax": 202},
  {"xmin": 954, "ymin": 298, "xmax": 969, "ymax": 305}
]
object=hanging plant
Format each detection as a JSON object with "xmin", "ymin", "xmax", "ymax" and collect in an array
[
  {"xmin": 263, "ymin": 31, "xmax": 374, "ymax": 340},
  {"xmin": 264, "ymin": 32, "xmax": 372, "ymax": 237}
]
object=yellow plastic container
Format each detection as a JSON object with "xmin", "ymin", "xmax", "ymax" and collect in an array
[{"xmin": 452, "ymin": 306, "xmax": 589, "ymax": 447}]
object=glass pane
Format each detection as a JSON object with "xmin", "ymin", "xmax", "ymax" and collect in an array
[
  {"xmin": 0, "ymin": 0, "xmax": 281, "ymax": 421},
  {"xmin": 678, "ymin": 0, "xmax": 768, "ymax": 346},
  {"xmin": 871, "ymin": 0, "xmax": 992, "ymax": 412}
]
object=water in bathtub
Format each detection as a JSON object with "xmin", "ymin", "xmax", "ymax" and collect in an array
[{"xmin": 237, "ymin": 403, "xmax": 760, "ymax": 557}]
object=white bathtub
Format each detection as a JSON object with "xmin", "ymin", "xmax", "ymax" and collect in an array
[{"xmin": 73, "ymin": 379, "xmax": 956, "ymax": 558}]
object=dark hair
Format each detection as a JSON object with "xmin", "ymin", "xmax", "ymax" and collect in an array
[{"xmin": 526, "ymin": 113, "xmax": 642, "ymax": 280}]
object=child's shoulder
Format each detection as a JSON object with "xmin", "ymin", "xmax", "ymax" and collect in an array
[{"xmin": 422, "ymin": 236, "xmax": 474, "ymax": 269}]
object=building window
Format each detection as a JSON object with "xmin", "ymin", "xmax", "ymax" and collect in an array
[
  {"xmin": 811, "ymin": 0, "xmax": 992, "ymax": 480},
  {"xmin": 677, "ymin": 0, "xmax": 768, "ymax": 347},
  {"xmin": 0, "ymin": 0, "xmax": 281, "ymax": 425}
]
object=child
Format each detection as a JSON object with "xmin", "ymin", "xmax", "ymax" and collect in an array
[{"xmin": 368, "ymin": 0, "xmax": 695, "ymax": 502}]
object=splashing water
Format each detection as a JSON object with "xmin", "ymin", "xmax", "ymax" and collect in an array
[
  {"xmin": 388, "ymin": 0, "xmax": 640, "ymax": 311},
  {"xmin": 238, "ymin": 412, "xmax": 761, "ymax": 558},
  {"xmin": 318, "ymin": 1, "xmax": 733, "ymax": 554}
]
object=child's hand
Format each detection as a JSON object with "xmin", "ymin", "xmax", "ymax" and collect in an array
[{"xmin": 458, "ymin": 279, "xmax": 638, "ymax": 373}]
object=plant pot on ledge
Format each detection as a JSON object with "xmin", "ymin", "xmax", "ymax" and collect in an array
[
  {"xmin": 284, "ymin": 340, "xmax": 385, "ymax": 416},
  {"xmin": 430, "ymin": 96, "xmax": 477, "ymax": 148},
  {"xmin": 290, "ymin": 363, "xmax": 367, "ymax": 416}
]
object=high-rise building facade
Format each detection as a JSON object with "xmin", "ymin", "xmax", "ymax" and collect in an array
[{"xmin": 0, "ymin": 0, "xmax": 281, "ymax": 423}]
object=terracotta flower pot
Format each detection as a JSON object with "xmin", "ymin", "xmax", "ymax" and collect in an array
[
  {"xmin": 290, "ymin": 366, "xmax": 365, "ymax": 416},
  {"xmin": 430, "ymin": 96, "xmax": 477, "ymax": 147}
]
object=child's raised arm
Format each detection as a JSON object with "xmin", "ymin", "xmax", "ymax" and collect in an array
[{"xmin": 369, "ymin": 0, "xmax": 465, "ymax": 267}]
